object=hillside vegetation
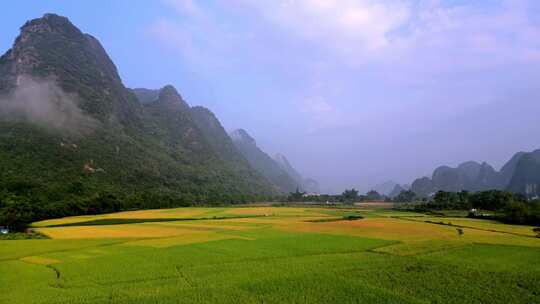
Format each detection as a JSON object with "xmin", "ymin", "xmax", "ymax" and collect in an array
[{"xmin": 0, "ymin": 14, "xmax": 299, "ymax": 229}]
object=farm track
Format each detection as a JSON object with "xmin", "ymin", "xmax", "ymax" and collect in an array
[{"xmin": 393, "ymin": 216, "xmax": 537, "ymax": 239}]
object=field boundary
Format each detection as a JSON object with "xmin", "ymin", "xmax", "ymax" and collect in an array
[
  {"xmin": 39, "ymin": 215, "xmax": 268, "ymax": 228},
  {"xmin": 394, "ymin": 216, "xmax": 537, "ymax": 239}
]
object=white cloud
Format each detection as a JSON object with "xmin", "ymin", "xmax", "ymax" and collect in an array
[
  {"xmin": 152, "ymin": 0, "xmax": 540, "ymax": 70},
  {"xmin": 164, "ymin": 0, "xmax": 203, "ymax": 18},
  {"xmin": 237, "ymin": 0, "xmax": 411, "ymax": 58},
  {"xmin": 299, "ymin": 95, "xmax": 347, "ymax": 132},
  {"xmin": 147, "ymin": 0, "xmax": 540, "ymax": 131},
  {"xmin": 146, "ymin": 0, "xmax": 238, "ymax": 70},
  {"xmin": 233, "ymin": 0, "xmax": 540, "ymax": 68}
]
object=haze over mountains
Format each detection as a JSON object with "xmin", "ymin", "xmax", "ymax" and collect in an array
[
  {"xmin": 0, "ymin": 13, "xmax": 317, "ymax": 206},
  {"xmin": 274, "ymin": 153, "xmax": 321, "ymax": 194},
  {"xmin": 230, "ymin": 129, "xmax": 304, "ymax": 193}
]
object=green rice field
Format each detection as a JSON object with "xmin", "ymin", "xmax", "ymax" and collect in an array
[{"xmin": 2, "ymin": 206, "xmax": 540, "ymax": 303}]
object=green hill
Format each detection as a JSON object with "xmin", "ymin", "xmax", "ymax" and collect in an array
[{"xmin": 0, "ymin": 13, "xmax": 276, "ymax": 227}]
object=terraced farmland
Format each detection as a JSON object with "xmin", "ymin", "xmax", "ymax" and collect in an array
[{"xmin": 2, "ymin": 206, "xmax": 540, "ymax": 303}]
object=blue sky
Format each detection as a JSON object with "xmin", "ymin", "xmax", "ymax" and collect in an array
[{"xmin": 2, "ymin": 1, "xmax": 540, "ymax": 193}]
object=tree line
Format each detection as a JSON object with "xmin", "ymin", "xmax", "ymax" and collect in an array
[
  {"xmin": 412, "ymin": 190, "xmax": 540, "ymax": 226},
  {"xmin": 287, "ymin": 188, "xmax": 385, "ymax": 204},
  {"xmin": 0, "ymin": 179, "xmax": 274, "ymax": 231}
]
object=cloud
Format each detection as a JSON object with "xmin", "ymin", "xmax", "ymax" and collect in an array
[
  {"xmin": 299, "ymin": 96, "xmax": 347, "ymax": 132},
  {"xmin": 0, "ymin": 76, "xmax": 98, "ymax": 136},
  {"xmin": 146, "ymin": 0, "xmax": 240, "ymax": 70},
  {"xmin": 232, "ymin": 0, "xmax": 540, "ymax": 68},
  {"xmin": 147, "ymin": 0, "xmax": 540, "ymax": 130},
  {"xmin": 398, "ymin": 0, "xmax": 540, "ymax": 66},
  {"xmin": 238, "ymin": 0, "xmax": 410, "ymax": 56},
  {"xmin": 164, "ymin": 0, "xmax": 203, "ymax": 18},
  {"xmin": 150, "ymin": 0, "xmax": 540, "ymax": 72}
]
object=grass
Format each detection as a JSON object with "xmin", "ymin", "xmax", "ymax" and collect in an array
[{"xmin": 2, "ymin": 206, "xmax": 540, "ymax": 303}]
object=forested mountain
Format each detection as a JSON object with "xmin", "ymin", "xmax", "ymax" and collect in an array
[
  {"xmin": 411, "ymin": 150, "xmax": 540, "ymax": 198},
  {"xmin": 0, "ymin": 13, "xmax": 279, "ymax": 226},
  {"xmin": 274, "ymin": 153, "xmax": 303, "ymax": 184},
  {"xmin": 188, "ymin": 105, "xmax": 274, "ymax": 192},
  {"xmin": 274, "ymin": 153, "xmax": 320, "ymax": 194},
  {"xmin": 230, "ymin": 129, "xmax": 299, "ymax": 193}
]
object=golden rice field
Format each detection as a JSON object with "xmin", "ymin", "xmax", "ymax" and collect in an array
[{"xmin": 3, "ymin": 206, "xmax": 540, "ymax": 303}]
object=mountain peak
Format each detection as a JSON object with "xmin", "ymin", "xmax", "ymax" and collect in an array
[
  {"xmin": 230, "ymin": 129, "xmax": 256, "ymax": 145},
  {"xmin": 0, "ymin": 12, "xmax": 132, "ymax": 120},
  {"xmin": 190, "ymin": 106, "xmax": 222, "ymax": 130},
  {"xmin": 458, "ymin": 161, "xmax": 481, "ymax": 168},
  {"xmin": 157, "ymin": 85, "xmax": 189, "ymax": 109},
  {"xmin": 20, "ymin": 13, "xmax": 82, "ymax": 39},
  {"xmin": 159, "ymin": 85, "xmax": 180, "ymax": 99}
]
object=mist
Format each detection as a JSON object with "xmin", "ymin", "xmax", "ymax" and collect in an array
[{"xmin": 0, "ymin": 76, "xmax": 98, "ymax": 136}]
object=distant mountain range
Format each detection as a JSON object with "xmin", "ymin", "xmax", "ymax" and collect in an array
[
  {"xmin": 371, "ymin": 181, "xmax": 398, "ymax": 196},
  {"xmin": 410, "ymin": 149, "xmax": 540, "ymax": 198},
  {"xmin": 230, "ymin": 129, "xmax": 320, "ymax": 193},
  {"xmin": 370, "ymin": 181, "xmax": 410, "ymax": 198},
  {"xmin": 388, "ymin": 184, "xmax": 410, "ymax": 198},
  {"xmin": 274, "ymin": 153, "xmax": 320, "ymax": 194},
  {"xmin": 0, "ymin": 13, "xmax": 316, "ymax": 209}
]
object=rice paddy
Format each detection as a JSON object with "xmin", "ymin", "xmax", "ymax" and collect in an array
[{"xmin": 2, "ymin": 206, "xmax": 540, "ymax": 303}]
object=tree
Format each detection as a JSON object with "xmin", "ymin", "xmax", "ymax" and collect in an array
[
  {"xmin": 342, "ymin": 189, "xmax": 359, "ymax": 203},
  {"xmin": 394, "ymin": 190, "xmax": 416, "ymax": 203},
  {"xmin": 0, "ymin": 194, "xmax": 40, "ymax": 231},
  {"xmin": 365, "ymin": 190, "xmax": 381, "ymax": 201},
  {"xmin": 288, "ymin": 187, "xmax": 306, "ymax": 202},
  {"xmin": 470, "ymin": 190, "xmax": 513, "ymax": 210},
  {"xmin": 504, "ymin": 201, "xmax": 530, "ymax": 224}
]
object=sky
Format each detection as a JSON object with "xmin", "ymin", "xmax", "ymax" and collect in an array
[{"xmin": 1, "ymin": 0, "xmax": 540, "ymax": 193}]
